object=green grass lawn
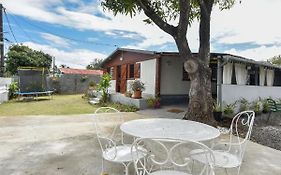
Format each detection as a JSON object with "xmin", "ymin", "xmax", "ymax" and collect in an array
[{"xmin": 0, "ymin": 94, "xmax": 97, "ymax": 116}]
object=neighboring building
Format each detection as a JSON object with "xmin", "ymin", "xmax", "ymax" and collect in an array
[
  {"xmin": 49, "ymin": 68, "xmax": 103, "ymax": 94},
  {"xmin": 59, "ymin": 68, "xmax": 103, "ymax": 75},
  {"xmin": 102, "ymin": 48, "xmax": 281, "ymax": 105}
]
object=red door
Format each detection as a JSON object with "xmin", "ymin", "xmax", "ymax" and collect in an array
[{"xmin": 115, "ymin": 65, "xmax": 127, "ymax": 93}]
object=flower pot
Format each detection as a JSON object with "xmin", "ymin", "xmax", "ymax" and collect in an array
[
  {"xmin": 133, "ymin": 90, "xmax": 142, "ymax": 99},
  {"xmin": 154, "ymin": 101, "xmax": 161, "ymax": 108},
  {"xmin": 213, "ymin": 111, "xmax": 222, "ymax": 122}
]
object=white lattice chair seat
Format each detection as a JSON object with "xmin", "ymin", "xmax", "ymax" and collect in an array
[
  {"xmin": 191, "ymin": 149, "xmax": 240, "ymax": 168},
  {"xmin": 150, "ymin": 170, "xmax": 190, "ymax": 175},
  {"xmin": 103, "ymin": 144, "xmax": 146, "ymax": 162}
]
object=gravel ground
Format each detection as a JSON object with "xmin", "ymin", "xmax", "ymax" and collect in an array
[
  {"xmin": 216, "ymin": 112, "xmax": 281, "ymax": 151},
  {"xmin": 250, "ymin": 113, "xmax": 281, "ymax": 151}
]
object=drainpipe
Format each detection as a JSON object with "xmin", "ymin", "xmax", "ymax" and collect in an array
[{"xmin": 217, "ymin": 58, "xmax": 223, "ymax": 111}]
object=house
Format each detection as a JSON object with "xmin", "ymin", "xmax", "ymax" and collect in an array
[
  {"xmin": 102, "ymin": 48, "xmax": 281, "ymax": 106},
  {"xmin": 49, "ymin": 68, "xmax": 103, "ymax": 94}
]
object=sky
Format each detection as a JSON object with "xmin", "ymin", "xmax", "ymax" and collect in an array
[{"xmin": 1, "ymin": 0, "xmax": 281, "ymax": 68}]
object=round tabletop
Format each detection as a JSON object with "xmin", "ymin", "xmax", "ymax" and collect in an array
[{"xmin": 120, "ymin": 118, "xmax": 220, "ymax": 142}]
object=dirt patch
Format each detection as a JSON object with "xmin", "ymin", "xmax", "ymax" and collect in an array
[{"xmin": 167, "ymin": 108, "xmax": 185, "ymax": 114}]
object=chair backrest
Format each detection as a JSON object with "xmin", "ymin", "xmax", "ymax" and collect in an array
[
  {"xmin": 132, "ymin": 138, "xmax": 215, "ymax": 175},
  {"xmin": 94, "ymin": 107, "xmax": 122, "ymax": 160},
  {"xmin": 228, "ymin": 111, "xmax": 255, "ymax": 161}
]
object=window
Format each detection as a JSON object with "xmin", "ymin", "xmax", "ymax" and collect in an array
[
  {"xmin": 110, "ymin": 67, "xmax": 114, "ymax": 77},
  {"xmin": 182, "ymin": 66, "xmax": 190, "ymax": 81},
  {"xmin": 210, "ymin": 63, "xmax": 217, "ymax": 82},
  {"xmin": 129, "ymin": 64, "xmax": 134, "ymax": 79}
]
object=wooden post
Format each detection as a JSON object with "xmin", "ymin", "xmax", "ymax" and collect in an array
[{"xmin": 0, "ymin": 4, "xmax": 4, "ymax": 76}]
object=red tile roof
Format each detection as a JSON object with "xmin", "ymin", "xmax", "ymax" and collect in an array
[{"xmin": 59, "ymin": 68, "xmax": 103, "ymax": 75}]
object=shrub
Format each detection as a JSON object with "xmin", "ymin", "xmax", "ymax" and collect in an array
[
  {"xmin": 213, "ymin": 101, "xmax": 222, "ymax": 112},
  {"xmin": 97, "ymin": 102, "xmax": 138, "ymax": 112},
  {"xmin": 8, "ymin": 82, "xmax": 19, "ymax": 99},
  {"xmin": 239, "ymin": 98, "xmax": 249, "ymax": 112},
  {"xmin": 252, "ymin": 99, "xmax": 263, "ymax": 114},
  {"xmin": 223, "ymin": 102, "xmax": 236, "ymax": 115},
  {"xmin": 262, "ymin": 99, "xmax": 270, "ymax": 113},
  {"xmin": 146, "ymin": 96, "xmax": 160, "ymax": 108},
  {"xmin": 97, "ymin": 73, "xmax": 111, "ymax": 103}
]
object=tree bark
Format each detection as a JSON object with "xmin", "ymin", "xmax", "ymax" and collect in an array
[{"xmin": 181, "ymin": 0, "xmax": 216, "ymax": 126}]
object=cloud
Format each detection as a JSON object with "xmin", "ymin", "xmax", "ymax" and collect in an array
[
  {"xmin": 225, "ymin": 45, "xmax": 281, "ymax": 61},
  {"xmin": 211, "ymin": 0, "xmax": 281, "ymax": 46},
  {"xmin": 3, "ymin": 0, "xmax": 281, "ymax": 62},
  {"xmin": 3, "ymin": 0, "xmax": 175, "ymax": 49},
  {"xmin": 23, "ymin": 41, "xmax": 106, "ymax": 69},
  {"xmin": 40, "ymin": 33, "xmax": 72, "ymax": 48}
]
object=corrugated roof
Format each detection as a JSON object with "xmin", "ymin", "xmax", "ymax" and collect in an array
[{"xmin": 59, "ymin": 68, "xmax": 103, "ymax": 75}]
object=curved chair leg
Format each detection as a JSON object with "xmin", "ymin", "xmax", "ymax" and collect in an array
[
  {"xmin": 224, "ymin": 168, "xmax": 229, "ymax": 175},
  {"xmin": 191, "ymin": 160, "xmax": 194, "ymax": 174},
  {"xmin": 237, "ymin": 166, "xmax": 241, "ymax": 175},
  {"xmin": 101, "ymin": 159, "xmax": 104, "ymax": 175}
]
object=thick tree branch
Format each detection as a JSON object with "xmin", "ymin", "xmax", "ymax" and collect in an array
[
  {"xmin": 176, "ymin": 0, "xmax": 193, "ymax": 59},
  {"xmin": 137, "ymin": 0, "xmax": 177, "ymax": 37},
  {"xmin": 198, "ymin": 0, "xmax": 208, "ymax": 16},
  {"xmin": 198, "ymin": 0, "xmax": 214, "ymax": 64},
  {"xmin": 178, "ymin": 0, "xmax": 190, "ymax": 37}
]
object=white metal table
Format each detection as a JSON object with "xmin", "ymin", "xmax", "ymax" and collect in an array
[{"xmin": 120, "ymin": 118, "xmax": 220, "ymax": 142}]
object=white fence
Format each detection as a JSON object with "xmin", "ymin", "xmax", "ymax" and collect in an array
[{"xmin": 0, "ymin": 78, "xmax": 12, "ymax": 103}]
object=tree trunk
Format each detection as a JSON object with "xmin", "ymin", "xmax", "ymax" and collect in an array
[
  {"xmin": 138, "ymin": 0, "xmax": 216, "ymax": 125},
  {"xmin": 182, "ymin": 59, "xmax": 215, "ymax": 125},
  {"xmin": 178, "ymin": 0, "xmax": 216, "ymax": 126}
]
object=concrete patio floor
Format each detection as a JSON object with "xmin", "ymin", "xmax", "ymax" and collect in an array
[{"xmin": 0, "ymin": 111, "xmax": 280, "ymax": 175}]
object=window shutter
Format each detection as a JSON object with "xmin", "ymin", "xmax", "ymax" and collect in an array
[{"xmin": 134, "ymin": 63, "xmax": 140, "ymax": 78}]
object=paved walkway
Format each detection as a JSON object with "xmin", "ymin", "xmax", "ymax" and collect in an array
[{"xmin": 0, "ymin": 110, "xmax": 280, "ymax": 175}]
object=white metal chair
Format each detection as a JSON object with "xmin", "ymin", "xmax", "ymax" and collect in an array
[
  {"xmin": 94, "ymin": 107, "xmax": 145, "ymax": 175},
  {"xmin": 191, "ymin": 111, "xmax": 255, "ymax": 175},
  {"xmin": 131, "ymin": 138, "xmax": 215, "ymax": 175}
]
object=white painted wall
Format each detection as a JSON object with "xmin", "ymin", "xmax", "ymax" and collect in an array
[
  {"xmin": 0, "ymin": 78, "xmax": 12, "ymax": 103},
  {"xmin": 160, "ymin": 56, "xmax": 190, "ymax": 95},
  {"xmin": 126, "ymin": 79, "xmax": 134, "ymax": 92},
  {"xmin": 108, "ymin": 80, "xmax": 116, "ymax": 93},
  {"xmin": 222, "ymin": 84, "xmax": 281, "ymax": 104},
  {"xmin": 140, "ymin": 59, "xmax": 156, "ymax": 95}
]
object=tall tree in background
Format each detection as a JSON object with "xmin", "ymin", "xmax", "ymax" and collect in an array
[
  {"xmin": 102, "ymin": 0, "xmax": 236, "ymax": 124},
  {"xmin": 268, "ymin": 55, "xmax": 281, "ymax": 65},
  {"xmin": 6, "ymin": 45, "xmax": 53, "ymax": 75},
  {"xmin": 86, "ymin": 58, "xmax": 103, "ymax": 70}
]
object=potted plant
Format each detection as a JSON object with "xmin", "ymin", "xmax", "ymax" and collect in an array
[
  {"xmin": 223, "ymin": 102, "xmax": 236, "ymax": 117},
  {"xmin": 239, "ymin": 98, "xmax": 249, "ymax": 112},
  {"xmin": 129, "ymin": 80, "xmax": 145, "ymax": 99},
  {"xmin": 262, "ymin": 99, "xmax": 270, "ymax": 113},
  {"xmin": 252, "ymin": 99, "xmax": 262, "ymax": 115},
  {"xmin": 213, "ymin": 101, "xmax": 222, "ymax": 122}
]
